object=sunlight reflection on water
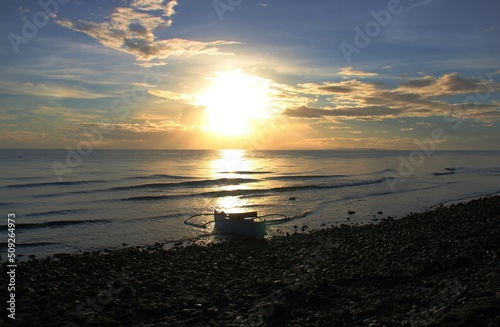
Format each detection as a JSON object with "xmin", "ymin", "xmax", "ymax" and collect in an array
[{"xmin": 210, "ymin": 149, "xmax": 252, "ymax": 212}]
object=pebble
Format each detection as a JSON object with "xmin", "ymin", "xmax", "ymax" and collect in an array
[{"xmin": 2, "ymin": 195, "xmax": 498, "ymax": 326}]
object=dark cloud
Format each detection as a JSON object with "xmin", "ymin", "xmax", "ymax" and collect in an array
[
  {"xmin": 291, "ymin": 72, "xmax": 499, "ymax": 120},
  {"xmin": 397, "ymin": 73, "xmax": 498, "ymax": 96},
  {"xmin": 318, "ymin": 85, "xmax": 353, "ymax": 93},
  {"xmin": 284, "ymin": 106, "xmax": 326, "ymax": 118},
  {"xmin": 399, "ymin": 78, "xmax": 435, "ymax": 88},
  {"xmin": 284, "ymin": 105, "xmax": 405, "ymax": 119},
  {"xmin": 439, "ymin": 73, "xmax": 480, "ymax": 92},
  {"xmin": 471, "ymin": 110, "xmax": 500, "ymax": 117}
]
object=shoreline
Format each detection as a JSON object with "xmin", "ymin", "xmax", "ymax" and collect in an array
[
  {"xmin": 5, "ymin": 190, "xmax": 500, "ymax": 263},
  {"xmin": 431, "ymin": 191, "xmax": 500, "ymax": 209},
  {"xmin": 2, "ymin": 195, "xmax": 499, "ymax": 326}
]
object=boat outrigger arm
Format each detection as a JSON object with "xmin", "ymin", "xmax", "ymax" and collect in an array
[{"xmin": 184, "ymin": 210, "xmax": 292, "ymax": 237}]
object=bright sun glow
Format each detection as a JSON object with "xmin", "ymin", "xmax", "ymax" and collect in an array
[{"xmin": 196, "ymin": 70, "xmax": 272, "ymax": 135}]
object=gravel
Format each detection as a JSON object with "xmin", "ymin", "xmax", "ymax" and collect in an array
[{"xmin": 2, "ymin": 196, "xmax": 499, "ymax": 326}]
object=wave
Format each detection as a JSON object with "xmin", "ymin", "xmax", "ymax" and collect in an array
[
  {"xmin": 122, "ymin": 195, "xmax": 176, "ymax": 201},
  {"xmin": 265, "ymin": 174, "xmax": 346, "ymax": 180},
  {"xmin": 130, "ymin": 213, "xmax": 181, "ymax": 222},
  {"xmin": 315, "ymin": 183, "xmax": 449, "ymax": 207},
  {"xmin": 108, "ymin": 178, "xmax": 259, "ymax": 191},
  {"xmin": 1, "ymin": 176, "xmax": 45, "ymax": 181},
  {"xmin": 432, "ymin": 167, "xmax": 458, "ymax": 176},
  {"xmin": 0, "ymin": 219, "xmax": 109, "ymax": 231},
  {"xmin": 126, "ymin": 174, "xmax": 193, "ymax": 180},
  {"xmin": 3, "ymin": 180, "xmax": 108, "ymax": 189},
  {"xmin": 25, "ymin": 209, "xmax": 89, "ymax": 218},
  {"xmin": 217, "ymin": 171, "xmax": 273, "ymax": 175},
  {"xmin": 34, "ymin": 178, "xmax": 258, "ymax": 198},
  {"xmin": 202, "ymin": 178, "xmax": 385, "ymax": 197},
  {"xmin": 264, "ymin": 169, "xmax": 397, "ymax": 180},
  {"xmin": 433, "ymin": 171, "xmax": 456, "ymax": 176},
  {"xmin": 121, "ymin": 178, "xmax": 385, "ymax": 202},
  {"xmin": 474, "ymin": 167, "xmax": 500, "ymax": 174},
  {"xmin": 0, "ymin": 241, "xmax": 60, "ymax": 248},
  {"xmin": 34, "ymin": 190, "xmax": 92, "ymax": 198}
]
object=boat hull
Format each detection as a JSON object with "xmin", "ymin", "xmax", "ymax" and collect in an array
[{"xmin": 214, "ymin": 212, "xmax": 266, "ymax": 237}]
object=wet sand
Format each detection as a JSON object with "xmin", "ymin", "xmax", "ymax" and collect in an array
[{"xmin": 2, "ymin": 196, "xmax": 499, "ymax": 326}]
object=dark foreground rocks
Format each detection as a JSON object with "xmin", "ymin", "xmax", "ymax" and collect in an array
[{"xmin": 2, "ymin": 196, "xmax": 499, "ymax": 326}]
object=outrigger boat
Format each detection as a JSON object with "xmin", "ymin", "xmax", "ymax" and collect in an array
[
  {"xmin": 214, "ymin": 211, "xmax": 266, "ymax": 237},
  {"xmin": 184, "ymin": 210, "xmax": 291, "ymax": 237}
]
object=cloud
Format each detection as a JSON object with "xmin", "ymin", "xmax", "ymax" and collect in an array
[
  {"xmin": 32, "ymin": 106, "xmax": 98, "ymax": 120},
  {"xmin": 338, "ymin": 67, "xmax": 378, "ymax": 77},
  {"xmin": 55, "ymin": 0, "xmax": 238, "ymax": 62},
  {"xmin": 398, "ymin": 75, "xmax": 435, "ymax": 88},
  {"xmin": 280, "ymin": 136, "xmax": 417, "ymax": 150},
  {"xmin": 284, "ymin": 106, "xmax": 324, "ymax": 118},
  {"xmin": 148, "ymin": 89, "xmax": 188, "ymax": 100},
  {"xmin": 470, "ymin": 110, "xmax": 500, "ymax": 117},
  {"xmin": 398, "ymin": 73, "xmax": 499, "ymax": 97},
  {"xmin": 0, "ymin": 81, "xmax": 112, "ymax": 99},
  {"xmin": 0, "ymin": 130, "xmax": 45, "ymax": 147},
  {"xmin": 70, "ymin": 120, "xmax": 233, "ymax": 149},
  {"xmin": 135, "ymin": 61, "xmax": 169, "ymax": 67},
  {"xmin": 131, "ymin": 0, "xmax": 178, "ymax": 16},
  {"xmin": 318, "ymin": 85, "xmax": 354, "ymax": 93},
  {"xmin": 481, "ymin": 26, "xmax": 497, "ymax": 33},
  {"xmin": 284, "ymin": 73, "xmax": 499, "ymax": 121},
  {"xmin": 108, "ymin": 120, "xmax": 186, "ymax": 133},
  {"xmin": 297, "ymin": 79, "xmax": 378, "ymax": 96},
  {"xmin": 60, "ymin": 121, "xmax": 202, "ymax": 149},
  {"xmin": 284, "ymin": 105, "xmax": 404, "ymax": 119}
]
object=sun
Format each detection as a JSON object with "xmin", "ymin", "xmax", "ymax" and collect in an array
[{"xmin": 196, "ymin": 70, "xmax": 272, "ymax": 136}]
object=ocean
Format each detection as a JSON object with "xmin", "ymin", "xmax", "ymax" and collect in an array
[{"xmin": 1, "ymin": 149, "xmax": 499, "ymax": 260}]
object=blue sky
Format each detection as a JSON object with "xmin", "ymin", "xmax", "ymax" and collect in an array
[{"xmin": 1, "ymin": 0, "xmax": 499, "ymax": 149}]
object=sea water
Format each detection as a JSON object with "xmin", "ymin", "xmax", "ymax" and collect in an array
[{"xmin": 0, "ymin": 149, "xmax": 499, "ymax": 259}]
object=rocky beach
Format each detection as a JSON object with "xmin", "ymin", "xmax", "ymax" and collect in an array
[{"xmin": 2, "ymin": 195, "xmax": 499, "ymax": 326}]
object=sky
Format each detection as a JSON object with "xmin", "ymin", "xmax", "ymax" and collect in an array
[{"xmin": 0, "ymin": 0, "xmax": 499, "ymax": 150}]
